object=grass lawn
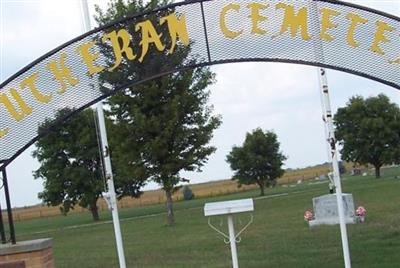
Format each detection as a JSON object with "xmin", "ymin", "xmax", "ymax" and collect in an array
[{"xmin": 10, "ymin": 167, "xmax": 400, "ymax": 267}]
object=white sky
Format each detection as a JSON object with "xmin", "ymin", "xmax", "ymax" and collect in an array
[{"xmin": 1, "ymin": 0, "xmax": 400, "ymax": 207}]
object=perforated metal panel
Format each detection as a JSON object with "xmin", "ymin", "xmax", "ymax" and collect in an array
[{"xmin": 1, "ymin": 0, "xmax": 399, "ymax": 165}]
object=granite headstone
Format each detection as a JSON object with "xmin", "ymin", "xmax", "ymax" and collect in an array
[{"xmin": 309, "ymin": 193, "xmax": 355, "ymax": 227}]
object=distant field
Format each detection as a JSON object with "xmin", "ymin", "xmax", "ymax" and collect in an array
[
  {"xmin": 4, "ymin": 166, "xmax": 400, "ymax": 267},
  {"xmin": 5, "ymin": 163, "xmax": 337, "ymax": 221}
]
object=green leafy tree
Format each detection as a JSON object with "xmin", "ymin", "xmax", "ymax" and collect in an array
[
  {"xmin": 334, "ymin": 94, "xmax": 400, "ymax": 178},
  {"xmin": 226, "ymin": 128, "xmax": 287, "ymax": 196},
  {"xmin": 95, "ymin": 0, "xmax": 221, "ymax": 225},
  {"xmin": 32, "ymin": 108, "xmax": 145, "ymax": 221},
  {"xmin": 33, "ymin": 109, "xmax": 104, "ymax": 221}
]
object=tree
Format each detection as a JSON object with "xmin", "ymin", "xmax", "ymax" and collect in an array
[
  {"xmin": 226, "ymin": 128, "xmax": 287, "ymax": 196},
  {"xmin": 334, "ymin": 94, "xmax": 400, "ymax": 178},
  {"xmin": 33, "ymin": 109, "xmax": 104, "ymax": 221},
  {"xmin": 32, "ymin": 108, "xmax": 145, "ymax": 221},
  {"xmin": 95, "ymin": 0, "xmax": 221, "ymax": 225}
]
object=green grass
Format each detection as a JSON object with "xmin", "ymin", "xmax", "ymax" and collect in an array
[{"xmin": 9, "ymin": 167, "xmax": 400, "ymax": 267}]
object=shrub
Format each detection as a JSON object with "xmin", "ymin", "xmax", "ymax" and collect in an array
[{"xmin": 182, "ymin": 185, "xmax": 195, "ymax": 201}]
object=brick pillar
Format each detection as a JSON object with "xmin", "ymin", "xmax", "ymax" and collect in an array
[{"xmin": 0, "ymin": 238, "xmax": 54, "ymax": 268}]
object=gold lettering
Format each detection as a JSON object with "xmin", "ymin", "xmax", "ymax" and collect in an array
[
  {"xmin": 20, "ymin": 73, "xmax": 52, "ymax": 104},
  {"xmin": 0, "ymin": 89, "xmax": 33, "ymax": 121},
  {"xmin": 346, "ymin": 13, "xmax": 368, "ymax": 47},
  {"xmin": 390, "ymin": 57, "xmax": 400, "ymax": 64},
  {"xmin": 220, "ymin": 4, "xmax": 243, "ymax": 39},
  {"xmin": 102, "ymin": 29, "xmax": 136, "ymax": 71},
  {"xmin": 46, "ymin": 53, "xmax": 79, "ymax": 94},
  {"xmin": 389, "ymin": 46, "xmax": 400, "ymax": 64},
  {"xmin": 320, "ymin": 8, "xmax": 340, "ymax": 41},
  {"xmin": 0, "ymin": 128, "xmax": 9, "ymax": 138},
  {"xmin": 276, "ymin": 3, "xmax": 311, "ymax": 40},
  {"xmin": 135, "ymin": 20, "xmax": 165, "ymax": 63},
  {"xmin": 76, "ymin": 41, "xmax": 105, "ymax": 75},
  {"xmin": 389, "ymin": 32, "xmax": 400, "ymax": 63},
  {"xmin": 370, "ymin": 21, "xmax": 394, "ymax": 55},
  {"xmin": 160, "ymin": 13, "xmax": 190, "ymax": 54},
  {"xmin": 247, "ymin": 3, "xmax": 269, "ymax": 35}
]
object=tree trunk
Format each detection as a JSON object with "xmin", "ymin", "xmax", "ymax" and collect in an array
[
  {"xmin": 258, "ymin": 181, "xmax": 265, "ymax": 196},
  {"xmin": 165, "ymin": 190, "xmax": 175, "ymax": 225},
  {"xmin": 89, "ymin": 201, "xmax": 100, "ymax": 222},
  {"xmin": 374, "ymin": 165, "xmax": 381, "ymax": 178}
]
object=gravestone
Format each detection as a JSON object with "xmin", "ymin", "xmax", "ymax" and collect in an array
[{"xmin": 309, "ymin": 193, "xmax": 355, "ymax": 227}]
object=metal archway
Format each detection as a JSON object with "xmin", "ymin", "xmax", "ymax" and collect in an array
[
  {"xmin": 1, "ymin": 0, "xmax": 399, "ymax": 166},
  {"xmin": 0, "ymin": 0, "xmax": 399, "ymax": 264}
]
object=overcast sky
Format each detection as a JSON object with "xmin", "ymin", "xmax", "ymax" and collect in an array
[{"xmin": 1, "ymin": 0, "xmax": 400, "ymax": 207}]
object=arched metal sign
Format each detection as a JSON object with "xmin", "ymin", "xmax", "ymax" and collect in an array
[{"xmin": 1, "ymin": 0, "xmax": 399, "ymax": 165}]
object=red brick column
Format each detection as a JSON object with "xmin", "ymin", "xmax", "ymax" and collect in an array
[{"xmin": 0, "ymin": 238, "xmax": 54, "ymax": 268}]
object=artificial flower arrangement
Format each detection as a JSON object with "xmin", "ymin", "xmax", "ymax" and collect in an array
[
  {"xmin": 304, "ymin": 210, "xmax": 314, "ymax": 221},
  {"xmin": 356, "ymin": 206, "xmax": 366, "ymax": 223}
]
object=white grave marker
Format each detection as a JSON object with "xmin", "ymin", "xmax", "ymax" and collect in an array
[{"xmin": 204, "ymin": 198, "xmax": 254, "ymax": 268}]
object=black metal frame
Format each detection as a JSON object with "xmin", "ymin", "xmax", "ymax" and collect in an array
[
  {"xmin": 0, "ymin": 0, "xmax": 399, "ymax": 243},
  {"xmin": 0, "ymin": 198, "xmax": 6, "ymax": 244},
  {"xmin": 0, "ymin": 168, "xmax": 16, "ymax": 244}
]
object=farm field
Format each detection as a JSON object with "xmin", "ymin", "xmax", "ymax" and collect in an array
[
  {"xmin": 7, "ymin": 163, "xmax": 335, "ymax": 222},
  {"xmin": 8, "ymin": 167, "xmax": 400, "ymax": 267}
]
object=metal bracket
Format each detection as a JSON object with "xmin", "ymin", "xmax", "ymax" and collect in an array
[
  {"xmin": 208, "ymin": 217, "xmax": 230, "ymax": 243},
  {"xmin": 235, "ymin": 214, "xmax": 253, "ymax": 242},
  {"xmin": 208, "ymin": 214, "xmax": 254, "ymax": 244}
]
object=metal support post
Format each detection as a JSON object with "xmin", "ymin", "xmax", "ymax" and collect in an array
[
  {"xmin": 317, "ymin": 68, "xmax": 351, "ymax": 268},
  {"xmin": 0, "ymin": 198, "xmax": 6, "ymax": 244},
  {"xmin": 227, "ymin": 215, "xmax": 239, "ymax": 268},
  {"xmin": 309, "ymin": 2, "xmax": 351, "ymax": 266},
  {"xmin": 317, "ymin": 72, "xmax": 335, "ymax": 194},
  {"xmin": 95, "ymin": 104, "xmax": 127, "ymax": 268},
  {"xmin": 1, "ymin": 168, "xmax": 16, "ymax": 244},
  {"xmin": 81, "ymin": 1, "xmax": 126, "ymax": 267}
]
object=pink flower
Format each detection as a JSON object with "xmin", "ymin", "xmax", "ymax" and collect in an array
[
  {"xmin": 356, "ymin": 206, "xmax": 366, "ymax": 217},
  {"xmin": 304, "ymin": 210, "xmax": 314, "ymax": 221}
]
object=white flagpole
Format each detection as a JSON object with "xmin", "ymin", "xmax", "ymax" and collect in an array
[
  {"xmin": 317, "ymin": 67, "xmax": 351, "ymax": 268},
  {"xmin": 310, "ymin": 1, "xmax": 351, "ymax": 266},
  {"xmin": 318, "ymin": 73, "xmax": 335, "ymax": 193},
  {"xmin": 80, "ymin": 1, "xmax": 127, "ymax": 268},
  {"xmin": 227, "ymin": 215, "xmax": 239, "ymax": 268}
]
